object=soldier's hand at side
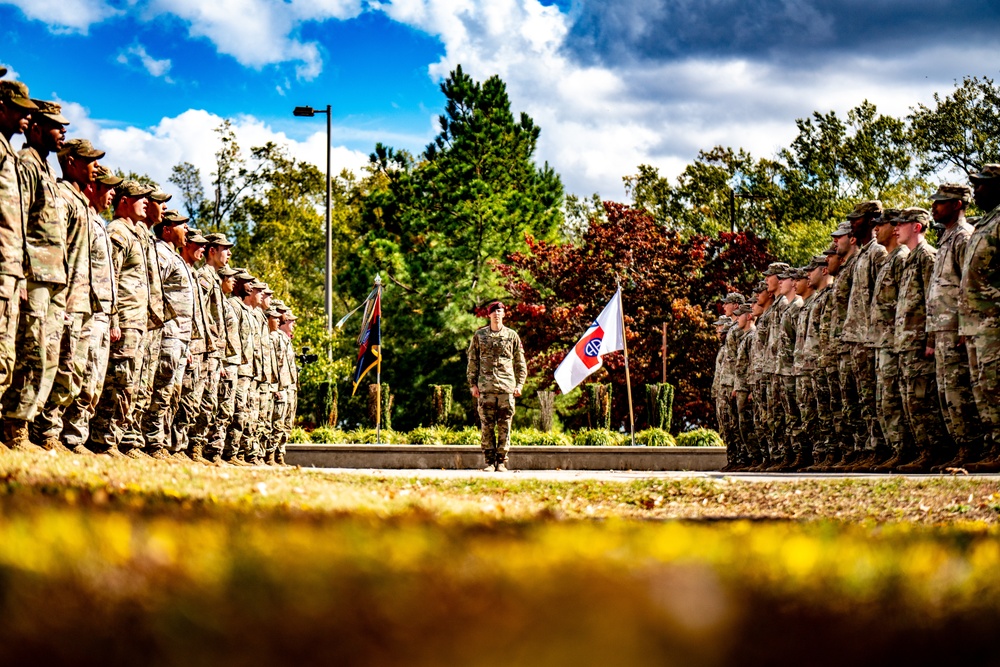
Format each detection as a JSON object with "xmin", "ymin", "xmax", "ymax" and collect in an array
[
  {"xmin": 19, "ymin": 287, "xmax": 26, "ymax": 301},
  {"xmin": 514, "ymin": 388, "xmax": 522, "ymax": 397},
  {"xmin": 110, "ymin": 327, "xmax": 121, "ymax": 343},
  {"xmin": 470, "ymin": 386, "xmax": 480, "ymax": 398},
  {"xmin": 924, "ymin": 346, "xmax": 935, "ymax": 359}
]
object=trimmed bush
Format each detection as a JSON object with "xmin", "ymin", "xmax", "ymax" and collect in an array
[
  {"xmin": 346, "ymin": 428, "xmax": 398, "ymax": 444},
  {"xmin": 443, "ymin": 427, "xmax": 482, "ymax": 446},
  {"xmin": 407, "ymin": 427, "xmax": 448, "ymax": 445},
  {"xmin": 585, "ymin": 383, "xmax": 612, "ymax": 430},
  {"xmin": 510, "ymin": 429, "xmax": 573, "ymax": 447},
  {"xmin": 573, "ymin": 429, "xmax": 627, "ymax": 447},
  {"xmin": 310, "ymin": 426, "xmax": 341, "ymax": 444},
  {"xmin": 288, "ymin": 428, "xmax": 311, "ymax": 444},
  {"xmin": 676, "ymin": 428, "xmax": 724, "ymax": 448},
  {"xmin": 636, "ymin": 428, "xmax": 677, "ymax": 447}
]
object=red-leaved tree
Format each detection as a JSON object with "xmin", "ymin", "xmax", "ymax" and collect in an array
[{"xmin": 493, "ymin": 201, "xmax": 773, "ymax": 431}]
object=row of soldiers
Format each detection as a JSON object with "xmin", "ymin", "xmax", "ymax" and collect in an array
[
  {"xmin": 712, "ymin": 170, "xmax": 1000, "ymax": 473},
  {"xmin": 0, "ymin": 73, "xmax": 300, "ymax": 466}
]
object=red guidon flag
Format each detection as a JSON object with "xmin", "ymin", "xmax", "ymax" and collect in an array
[{"xmin": 554, "ymin": 288, "xmax": 624, "ymax": 393}]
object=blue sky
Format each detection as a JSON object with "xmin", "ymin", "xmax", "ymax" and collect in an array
[{"xmin": 2, "ymin": 0, "xmax": 997, "ymax": 202}]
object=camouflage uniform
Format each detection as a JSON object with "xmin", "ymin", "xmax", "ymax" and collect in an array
[
  {"xmin": 240, "ymin": 298, "xmax": 264, "ymax": 461},
  {"xmin": 960, "ymin": 201, "xmax": 1000, "ymax": 451},
  {"xmin": 896, "ymin": 239, "xmax": 949, "ymax": 459},
  {"xmin": 89, "ymin": 215, "xmax": 149, "ymax": 453},
  {"xmin": 1, "ymin": 145, "xmax": 67, "ymax": 424},
  {"xmin": 252, "ymin": 307, "xmax": 277, "ymax": 458},
  {"xmin": 928, "ymin": 217, "xmax": 983, "ymax": 453},
  {"xmin": 831, "ymin": 246, "xmax": 862, "ymax": 455},
  {"xmin": 271, "ymin": 327, "xmax": 292, "ymax": 458},
  {"xmin": 775, "ymin": 289, "xmax": 804, "ymax": 462},
  {"xmin": 213, "ymin": 287, "xmax": 245, "ymax": 459},
  {"xmin": 171, "ymin": 260, "xmax": 210, "ymax": 455},
  {"xmin": 61, "ymin": 209, "xmax": 116, "ymax": 449},
  {"xmin": 120, "ymin": 220, "xmax": 170, "ymax": 453},
  {"xmin": 733, "ymin": 321, "xmax": 758, "ymax": 462},
  {"xmin": 815, "ymin": 279, "xmax": 843, "ymax": 459},
  {"xmin": 467, "ymin": 325, "xmax": 527, "ymax": 467},
  {"xmin": 802, "ymin": 283, "xmax": 833, "ymax": 461},
  {"xmin": 194, "ymin": 264, "xmax": 231, "ymax": 459},
  {"xmin": 764, "ymin": 294, "xmax": 789, "ymax": 460},
  {"xmin": 282, "ymin": 330, "xmax": 299, "ymax": 459},
  {"xmin": 750, "ymin": 298, "xmax": 775, "ymax": 461},
  {"xmin": 843, "ymin": 236, "xmax": 888, "ymax": 454},
  {"xmin": 870, "ymin": 243, "xmax": 911, "ymax": 457},
  {"xmin": 226, "ymin": 295, "xmax": 257, "ymax": 461},
  {"xmin": 0, "ymin": 95, "xmax": 28, "ymax": 405},
  {"xmin": 142, "ymin": 237, "xmax": 194, "ymax": 453}
]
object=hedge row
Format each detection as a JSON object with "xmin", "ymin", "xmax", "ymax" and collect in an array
[{"xmin": 289, "ymin": 426, "xmax": 722, "ymax": 447}]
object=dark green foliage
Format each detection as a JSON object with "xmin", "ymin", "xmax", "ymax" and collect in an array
[
  {"xmin": 645, "ymin": 383, "xmax": 674, "ymax": 432},
  {"xmin": 430, "ymin": 385, "xmax": 452, "ymax": 426},
  {"xmin": 635, "ymin": 428, "xmax": 676, "ymax": 447},
  {"xmin": 675, "ymin": 428, "xmax": 724, "ymax": 448}
]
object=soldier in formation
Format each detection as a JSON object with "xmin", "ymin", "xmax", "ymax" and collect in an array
[
  {"xmin": 715, "ymin": 176, "xmax": 1000, "ymax": 473},
  {"xmin": 0, "ymin": 74, "xmax": 300, "ymax": 466}
]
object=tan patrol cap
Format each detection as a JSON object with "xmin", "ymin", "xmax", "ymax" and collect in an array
[
  {"xmin": 218, "ymin": 266, "xmax": 240, "ymax": 278},
  {"xmin": 31, "ymin": 99, "xmax": 69, "ymax": 125},
  {"xmin": 896, "ymin": 207, "xmax": 932, "ymax": 226},
  {"xmin": 0, "ymin": 80, "xmax": 37, "ymax": 110},
  {"xmin": 117, "ymin": 180, "xmax": 153, "ymax": 198},
  {"xmin": 846, "ymin": 200, "xmax": 883, "ymax": 219},
  {"xmin": 94, "ymin": 164, "xmax": 123, "ymax": 187},
  {"xmin": 162, "ymin": 209, "xmax": 189, "ymax": 224},
  {"xmin": 58, "ymin": 138, "xmax": 105, "ymax": 161},
  {"xmin": 149, "ymin": 191, "xmax": 172, "ymax": 203},
  {"xmin": 763, "ymin": 262, "xmax": 790, "ymax": 276},
  {"xmin": 203, "ymin": 232, "xmax": 234, "ymax": 247},
  {"xmin": 831, "ymin": 220, "xmax": 852, "ymax": 237},
  {"xmin": 970, "ymin": 165, "xmax": 1000, "ymax": 182},
  {"xmin": 930, "ymin": 183, "xmax": 973, "ymax": 203}
]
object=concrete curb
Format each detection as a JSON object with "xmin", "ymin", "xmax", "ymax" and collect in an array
[{"xmin": 287, "ymin": 444, "xmax": 727, "ymax": 471}]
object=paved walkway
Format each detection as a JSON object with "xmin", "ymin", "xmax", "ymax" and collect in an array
[{"xmin": 300, "ymin": 468, "xmax": 990, "ymax": 482}]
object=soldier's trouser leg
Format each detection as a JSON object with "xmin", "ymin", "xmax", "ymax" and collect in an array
[
  {"xmin": 211, "ymin": 364, "xmax": 239, "ymax": 457},
  {"xmin": 61, "ymin": 314, "xmax": 110, "ymax": 448},
  {"xmin": 172, "ymin": 352, "xmax": 205, "ymax": 454},
  {"xmin": 0, "ymin": 276, "xmax": 22, "ymax": 399},
  {"xmin": 810, "ymin": 375, "xmax": 830, "ymax": 461},
  {"xmin": 935, "ymin": 331, "xmax": 983, "ymax": 451},
  {"xmin": 1, "ymin": 280, "xmax": 60, "ymax": 422},
  {"xmin": 478, "ymin": 392, "xmax": 514, "ymax": 464},
  {"xmin": 968, "ymin": 334, "xmax": 1000, "ymax": 449},
  {"xmin": 88, "ymin": 329, "xmax": 143, "ymax": 452},
  {"xmin": 824, "ymin": 365, "xmax": 843, "ymax": 452},
  {"xmin": 244, "ymin": 380, "xmax": 262, "ymax": 459},
  {"xmin": 900, "ymin": 351, "xmax": 948, "ymax": 458},
  {"xmin": 142, "ymin": 338, "xmax": 187, "ymax": 452},
  {"xmin": 719, "ymin": 384, "xmax": 736, "ymax": 452},
  {"xmin": 753, "ymin": 380, "xmax": 771, "ymax": 459},
  {"xmin": 875, "ymin": 347, "xmax": 910, "ymax": 455},
  {"xmin": 272, "ymin": 394, "xmax": 289, "ymax": 455},
  {"xmin": 258, "ymin": 384, "xmax": 275, "ymax": 455},
  {"xmin": 735, "ymin": 390, "xmax": 756, "ymax": 461},
  {"xmin": 779, "ymin": 374, "xmax": 801, "ymax": 456},
  {"xmin": 34, "ymin": 311, "xmax": 86, "ymax": 441},
  {"xmin": 767, "ymin": 374, "xmax": 788, "ymax": 459},
  {"xmin": 225, "ymin": 375, "xmax": 252, "ymax": 458},
  {"xmin": 795, "ymin": 375, "xmax": 816, "ymax": 458},
  {"xmin": 838, "ymin": 350, "xmax": 863, "ymax": 452},
  {"xmin": 119, "ymin": 328, "xmax": 157, "ymax": 452},
  {"xmin": 192, "ymin": 356, "xmax": 222, "ymax": 453},
  {"xmin": 850, "ymin": 343, "xmax": 882, "ymax": 452}
]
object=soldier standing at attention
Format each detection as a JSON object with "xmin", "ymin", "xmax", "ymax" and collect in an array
[
  {"xmin": 208, "ymin": 265, "xmax": 242, "ymax": 464},
  {"xmin": 868, "ymin": 210, "xmax": 913, "ymax": 472},
  {"xmin": 467, "ymin": 301, "xmax": 526, "ymax": 472},
  {"xmin": 748, "ymin": 280, "xmax": 775, "ymax": 470},
  {"xmin": 925, "ymin": 184, "xmax": 983, "ymax": 471},
  {"xmin": 828, "ymin": 221, "xmax": 862, "ymax": 469},
  {"xmin": 196, "ymin": 233, "xmax": 235, "ymax": 463},
  {"xmin": 894, "ymin": 208, "xmax": 950, "ymax": 473},
  {"xmin": 961, "ymin": 165, "xmax": 1000, "ymax": 472},
  {"xmin": 0, "ymin": 81, "xmax": 34, "ymax": 438},
  {"xmin": 841, "ymin": 201, "xmax": 888, "ymax": 468},
  {"xmin": 172, "ymin": 229, "xmax": 210, "ymax": 460},
  {"xmin": 0, "ymin": 100, "xmax": 69, "ymax": 449}
]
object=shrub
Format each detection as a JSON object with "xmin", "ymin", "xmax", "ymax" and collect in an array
[
  {"xmin": 310, "ymin": 426, "xmax": 341, "ymax": 444},
  {"xmin": 443, "ymin": 427, "xmax": 481, "ymax": 446},
  {"xmin": 636, "ymin": 428, "xmax": 676, "ymax": 447},
  {"xmin": 573, "ymin": 429, "xmax": 627, "ymax": 447},
  {"xmin": 676, "ymin": 428, "xmax": 724, "ymax": 448},
  {"xmin": 510, "ymin": 429, "xmax": 573, "ymax": 447},
  {"xmin": 288, "ymin": 428, "xmax": 311, "ymax": 444},
  {"xmin": 407, "ymin": 427, "xmax": 448, "ymax": 445},
  {"xmin": 346, "ymin": 428, "xmax": 398, "ymax": 444}
]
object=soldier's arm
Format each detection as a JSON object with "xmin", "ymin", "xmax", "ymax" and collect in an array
[
  {"xmin": 513, "ymin": 332, "xmax": 527, "ymax": 392},
  {"xmin": 922, "ymin": 252, "xmax": 937, "ymax": 352},
  {"xmin": 466, "ymin": 332, "xmax": 480, "ymax": 394},
  {"xmin": 108, "ymin": 233, "xmax": 128, "ymax": 330}
]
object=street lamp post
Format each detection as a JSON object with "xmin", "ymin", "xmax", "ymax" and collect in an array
[{"xmin": 293, "ymin": 104, "xmax": 333, "ymax": 335}]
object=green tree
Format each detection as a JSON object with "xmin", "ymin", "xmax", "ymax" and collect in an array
[
  {"xmin": 168, "ymin": 161, "xmax": 213, "ymax": 222},
  {"xmin": 910, "ymin": 76, "xmax": 1000, "ymax": 176},
  {"xmin": 342, "ymin": 66, "xmax": 565, "ymax": 429}
]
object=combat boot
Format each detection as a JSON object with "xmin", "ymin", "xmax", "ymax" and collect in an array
[
  {"xmin": 896, "ymin": 451, "xmax": 935, "ymax": 474},
  {"xmin": 275, "ymin": 450, "xmax": 287, "ymax": 466},
  {"xmin": 41, "ymin": 437, "xmax": 72, "ymax": 453},
  {"xmin": 788, "ymin": 449, "xmax": 813, "ymax": 471},
  {"xmin": 844, "ymin": 450, "xmax": 879, "ymax": 473},
  {"xmin": 148, "ymin": 448, "xmax": 173, "ymax": 462},
  {"xmin": 264, "ymin": 450, "xmax": 276, "ymax": 466},
  {"xmin": 188, "ymin": 444, "xmax": 211, "ymax": 465},
  {"xmin": 966, "ymin": 444, "xmax": 1000, "ymax": 473},
  {"xmin": 4, "ymin": 419, "xmax": 39, "ymax": 452},
  {"xmin": 872, "ymin": 449, "xmax": 908, "ymax": 473},
  {"xmin": 125, "ymin": 446, "xmax": 151, "ymax": 460},
  {"xmin": 69, "ymin": 444, "xmax": 92, "ymax": 456},
  {"xmin": 931, "ymin": 446, "xmax": 975, "ymax": 473}
]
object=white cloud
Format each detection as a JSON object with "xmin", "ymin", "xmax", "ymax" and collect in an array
[
  {"xmin": 373, "ymin": 0, "xmax": 990, "ymax": 199},
  {"xmin": 0, "ymin": 0, "xmax": 117, "ymax": 33},
  {"xmin": 58, "ymin": 105, "xmax": 369, "ymax": 205},
  {"xmin": 117, "ymin": 44, "xmax": 174, "ymax": 81}
]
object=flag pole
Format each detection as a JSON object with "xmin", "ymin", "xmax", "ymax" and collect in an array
[
  {"xmin": 617, "ymin": 279, "xmax": 636, "ymax": 446},
  {"xmin": 374, "ymin": 274, "xmax": 382, "ymax": 445}
]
